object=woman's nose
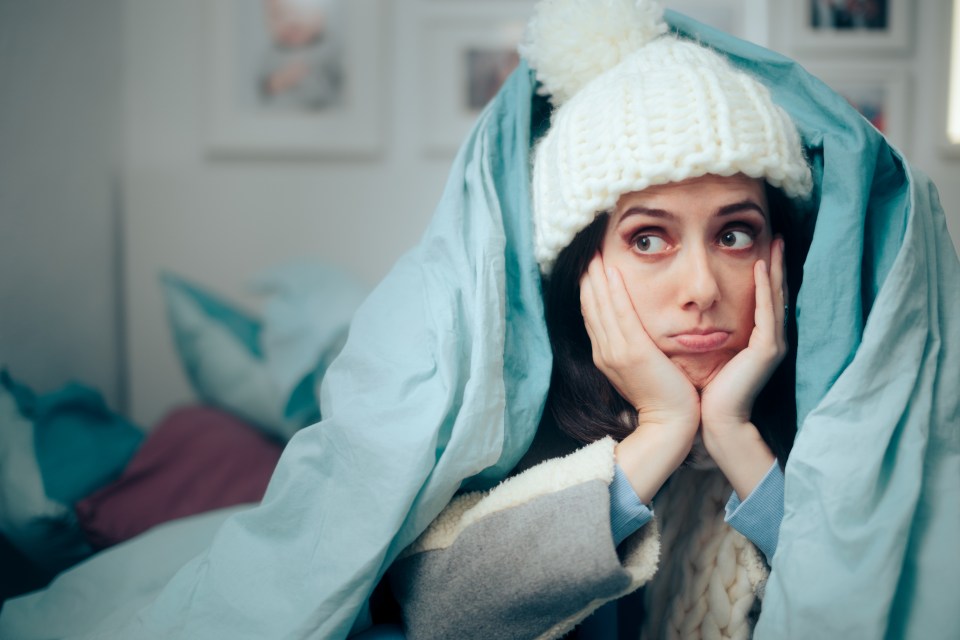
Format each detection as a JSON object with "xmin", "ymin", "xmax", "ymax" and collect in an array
[{"xmin": 677, "ymin": 248, "xmax": 721, "ymax": 311}]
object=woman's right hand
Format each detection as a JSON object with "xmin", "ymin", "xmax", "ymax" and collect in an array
[{"xmin": 579, "ymin": 254, "xmax": 700, "ymax": 501}]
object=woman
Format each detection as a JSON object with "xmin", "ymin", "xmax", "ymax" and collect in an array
[
  {"xmin": 0, "ymin": 0, "xmax": 951, "ymax": 636},
  {"xmin": 387, "ymin": 0, "xmax": 813, "ymax": 637},
  {"xmin": 550, "ymin": 176, "xmax": 800, "ymax": 503}
]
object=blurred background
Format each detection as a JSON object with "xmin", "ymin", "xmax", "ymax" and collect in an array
[{"xmin": 2, "ymin": 0, "xmax": 958, "ymax": 430}]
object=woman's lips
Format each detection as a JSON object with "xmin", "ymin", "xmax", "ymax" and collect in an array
[{"xmin": 671, "ymin": 331, "xmax": 731, "ymax": 352}]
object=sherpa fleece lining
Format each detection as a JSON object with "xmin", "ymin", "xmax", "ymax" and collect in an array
[
  {"xmin": 741, "ymin": 538, "xmax": 769, "ymax": 600},
  {"xmin": 401, "ymin": 437, "xmax": 618, "ymax": 557}
]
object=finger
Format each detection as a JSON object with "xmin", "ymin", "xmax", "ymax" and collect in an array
[
  {"xmin": 581, "ymin": 283, "xmax": 606, "ymax": 355},
  {"xmin": 579, "ymin": 259, "xmax": 605, "ymax": 346},
  {"xmin": 752, "ymin": 258, "xmax": 775, "ymax": 342},
  {"xmin": 770, "ymin": 236, "xmax": 785, "ymax": 336},
  {"xmin": 605, "ymin": 266, "xmax": 657, "ymax": 350},
  {"xmin": 585, "ymin": 256, "xmax": 627, "ymax": 349},
  {"xmin": 771, "ymin": 237, "xmax": 789, "ymax": 352},
  {"xmin": 579, "ymin": 276, "xmax": 592, "ymax": 325}
]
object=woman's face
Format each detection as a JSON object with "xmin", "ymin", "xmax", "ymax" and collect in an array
[{"xmin": 600, "ymin": 174, "xmax": 772, "ymax": 390}]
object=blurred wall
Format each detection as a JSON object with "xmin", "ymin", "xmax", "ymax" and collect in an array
[
  {"xmin": 0, "ymin": 0, "xmax": 124, "ymax": 408},
  {"xmin": 122, "ymin": 0, "xmax": 460, "ymax": 426}
]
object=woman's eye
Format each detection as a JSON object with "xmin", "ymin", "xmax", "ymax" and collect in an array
[
  {"xmin": 634, "ymin": 234, "xmax": 668, "ymax": 254},
  {"xmin": 718, "ymin": 229, "xmax": 754, "ymax": 249}
]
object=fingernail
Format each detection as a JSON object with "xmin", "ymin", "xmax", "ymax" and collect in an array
[{"xmin": 606, "ymin": 267, "xmax": 616, "ymax": 281}]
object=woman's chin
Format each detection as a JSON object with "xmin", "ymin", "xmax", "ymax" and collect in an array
[{"xmin": 671, "ymin": 353, "xmax": 732, "ymax": 391}]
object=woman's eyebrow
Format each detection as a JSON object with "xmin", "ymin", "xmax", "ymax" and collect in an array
[
  {"xmin": 618, "ymin": 207, "xmax": 674, "ymax": 222},
  {"xmin": 716, "ymin": 200, "xmax": 766, "ymax": 217},
  {"xmin": 618, "ymin": 199, "xmax": 766, "ymax": 224}
]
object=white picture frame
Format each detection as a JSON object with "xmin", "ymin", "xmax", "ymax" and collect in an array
[
  {"xmin": 807, "ymin": 64, "xmax": 911, "ymax": 153},
  {"xmin": 944, "ymin": 0, "xmax": 960, "ymax": 157},
  {"xmin": 663, "ymin": 0, "xmax": 771, "ymax": 46},
  {"xmin": 787, "ymin": 0, "xmax": 911, "ymax": 52},
  {"xmin": 419, "ymin": 6, "xmax": 533, "ymax": 154},
  {"xmin": 204, "ymin": 0, "xmax": 384, "ymax": 159}
]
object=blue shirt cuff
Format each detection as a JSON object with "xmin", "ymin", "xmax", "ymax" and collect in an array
[
  {"xmin": 724, "ymin": 460, "xmax": 785, "ymax": 563},
  {"xmin": 609, "ymin": 463, "xmax": 653, "ymax": 547}
]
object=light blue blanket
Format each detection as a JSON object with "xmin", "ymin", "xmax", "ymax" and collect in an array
[
  {"xmin": 1, "ymin": 53, "xmax": 552, "ymax": 640},
  {"xmin": 2, "ymin": 14, "xmax": 957, "ymax": 640},
  {"xmin": 681, "ymin": 14, "xmax": 960, "ymax": 639}
]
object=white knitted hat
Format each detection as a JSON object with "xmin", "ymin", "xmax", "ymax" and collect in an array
[{"xmin": 522, "ymin": 0, "xmax": 813, "ymax": 273}]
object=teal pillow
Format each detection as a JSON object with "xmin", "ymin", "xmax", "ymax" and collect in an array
[
  {"xmin": 0, "ymin": 370, "xmax": 142, "ymax": 574},
  {"xmin": 161, "ymin": 267, "xmax": 367, "ymax": 439},
  {"xmin": 161, "ymin": 273, "xmax": 303, "ymax": 441},
  {"xmin": 250, "ymin": 261, "xmax": 367, "ymax": 421}
]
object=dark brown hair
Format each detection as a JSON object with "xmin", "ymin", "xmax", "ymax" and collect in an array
[{"xmin": 542, "ymin": 184, "xmax": 803, "ymax": 464}]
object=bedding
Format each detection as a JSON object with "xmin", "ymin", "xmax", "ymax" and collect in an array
[
  {"xmin": 0, "ymin": 61, "xmax": 550, "ymax": 638},
  {"xmin": 251, "ymin": 260, "xmax": 369, "ymax": 423},
  {"xmin": 0, "ymin": 261, "xmax": 365, "ymax": 609},
  {"xmin": 1, "ymin": 9, "xmax": 958, "ymax": 640},
  {"xmin": 75, "ymin": 405, "xmax": 281, "ymax": 550},
  {"xmin": 161, "ymin": 263, "xmax": 367, "ymax": 440},
  {"xmin": 0, "ymin": 398, "xmax": 280, "ymax": 614},
  {"xmin": 161, "ymin": 272, "xmax": 305, "ymax": 440},
  {"xmin": 0, "ymin": 505, "xmax": 249, "ymax": 639},
  {"xmin": 0, "ymin": 369, "xmax": 142, "ymax": 576},
  {"xmin": 0, "ymin": 535, "xmax": 48, "ymax": 606}
]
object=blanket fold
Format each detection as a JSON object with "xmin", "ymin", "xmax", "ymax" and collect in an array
[{"xmin": 74, "ymin": 62, "xmax": 549, "ymax": 640}]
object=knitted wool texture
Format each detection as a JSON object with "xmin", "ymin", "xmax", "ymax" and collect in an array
[
  {"xmin": 523, "ymin": 0, "xmax": 813, "ymax": 272},
  {"xmin": 641, "ymin": 467, "xmax": 768, "ymax": 640}
]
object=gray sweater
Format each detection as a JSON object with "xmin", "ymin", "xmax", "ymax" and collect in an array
[{"xmin": 389, "ymin": 432, "xmax": 771, "ymax": 639}]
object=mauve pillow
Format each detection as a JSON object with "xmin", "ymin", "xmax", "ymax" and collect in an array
[{"xmin": 75, "ymin": 405, "xmax": 282, "ymax": 549}]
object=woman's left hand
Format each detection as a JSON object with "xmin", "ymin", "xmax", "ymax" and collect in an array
[{"xmin": 699, "ymin": 237, "xmax": 786, "ymax": 495}]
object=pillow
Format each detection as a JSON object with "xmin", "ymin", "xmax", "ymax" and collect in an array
[
  {"xmin": 161, "ymin": 265, "xmax": 367, "ymax": 438},
  {"xmin": 250, "ymin": 261, "xmax": 368, "ymax": 417},
  {"xmin": 161, "ymin": 273, "xmax": 304, "ymax": 440},
  {"xmin": 74, "ymin": 405, "xmax": 282, "ymax": 549},
  {"xmin": 0, "ymin": 370, "xmax": 143, "ymax": 574}
]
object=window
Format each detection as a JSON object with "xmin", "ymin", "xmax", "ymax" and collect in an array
[{"xmin": 949, "ymin": 0, "xmax": 960, "ymax": 144}]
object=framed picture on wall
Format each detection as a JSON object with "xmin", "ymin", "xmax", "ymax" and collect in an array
[
  {"xmin": 788, "ymin": 0, "xmax": 911, "ymax": 52},
  {"xmin": 808, "ymin": 64, "xmax": 911, "ymax": 152},
  {"xmin": 204, "ymin": 0, "xmax": 384, "ymax": 158},
  {"xmin": 419, "ymin": 7, "xmax": 532, "ymax": 154}
]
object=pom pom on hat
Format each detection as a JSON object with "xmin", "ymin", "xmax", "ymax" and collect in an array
[
  {"xmin": 522, "ymin": 0, "xmax": 813, "ymax": 273},
  {"xmin": 520, "ymin": 0, "xmax": 668, "ymax": 106}
]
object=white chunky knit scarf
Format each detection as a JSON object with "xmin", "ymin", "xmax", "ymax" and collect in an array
[{"xmin": 640, "ymin": 468, "xmax": 770, "ymax": 640}]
